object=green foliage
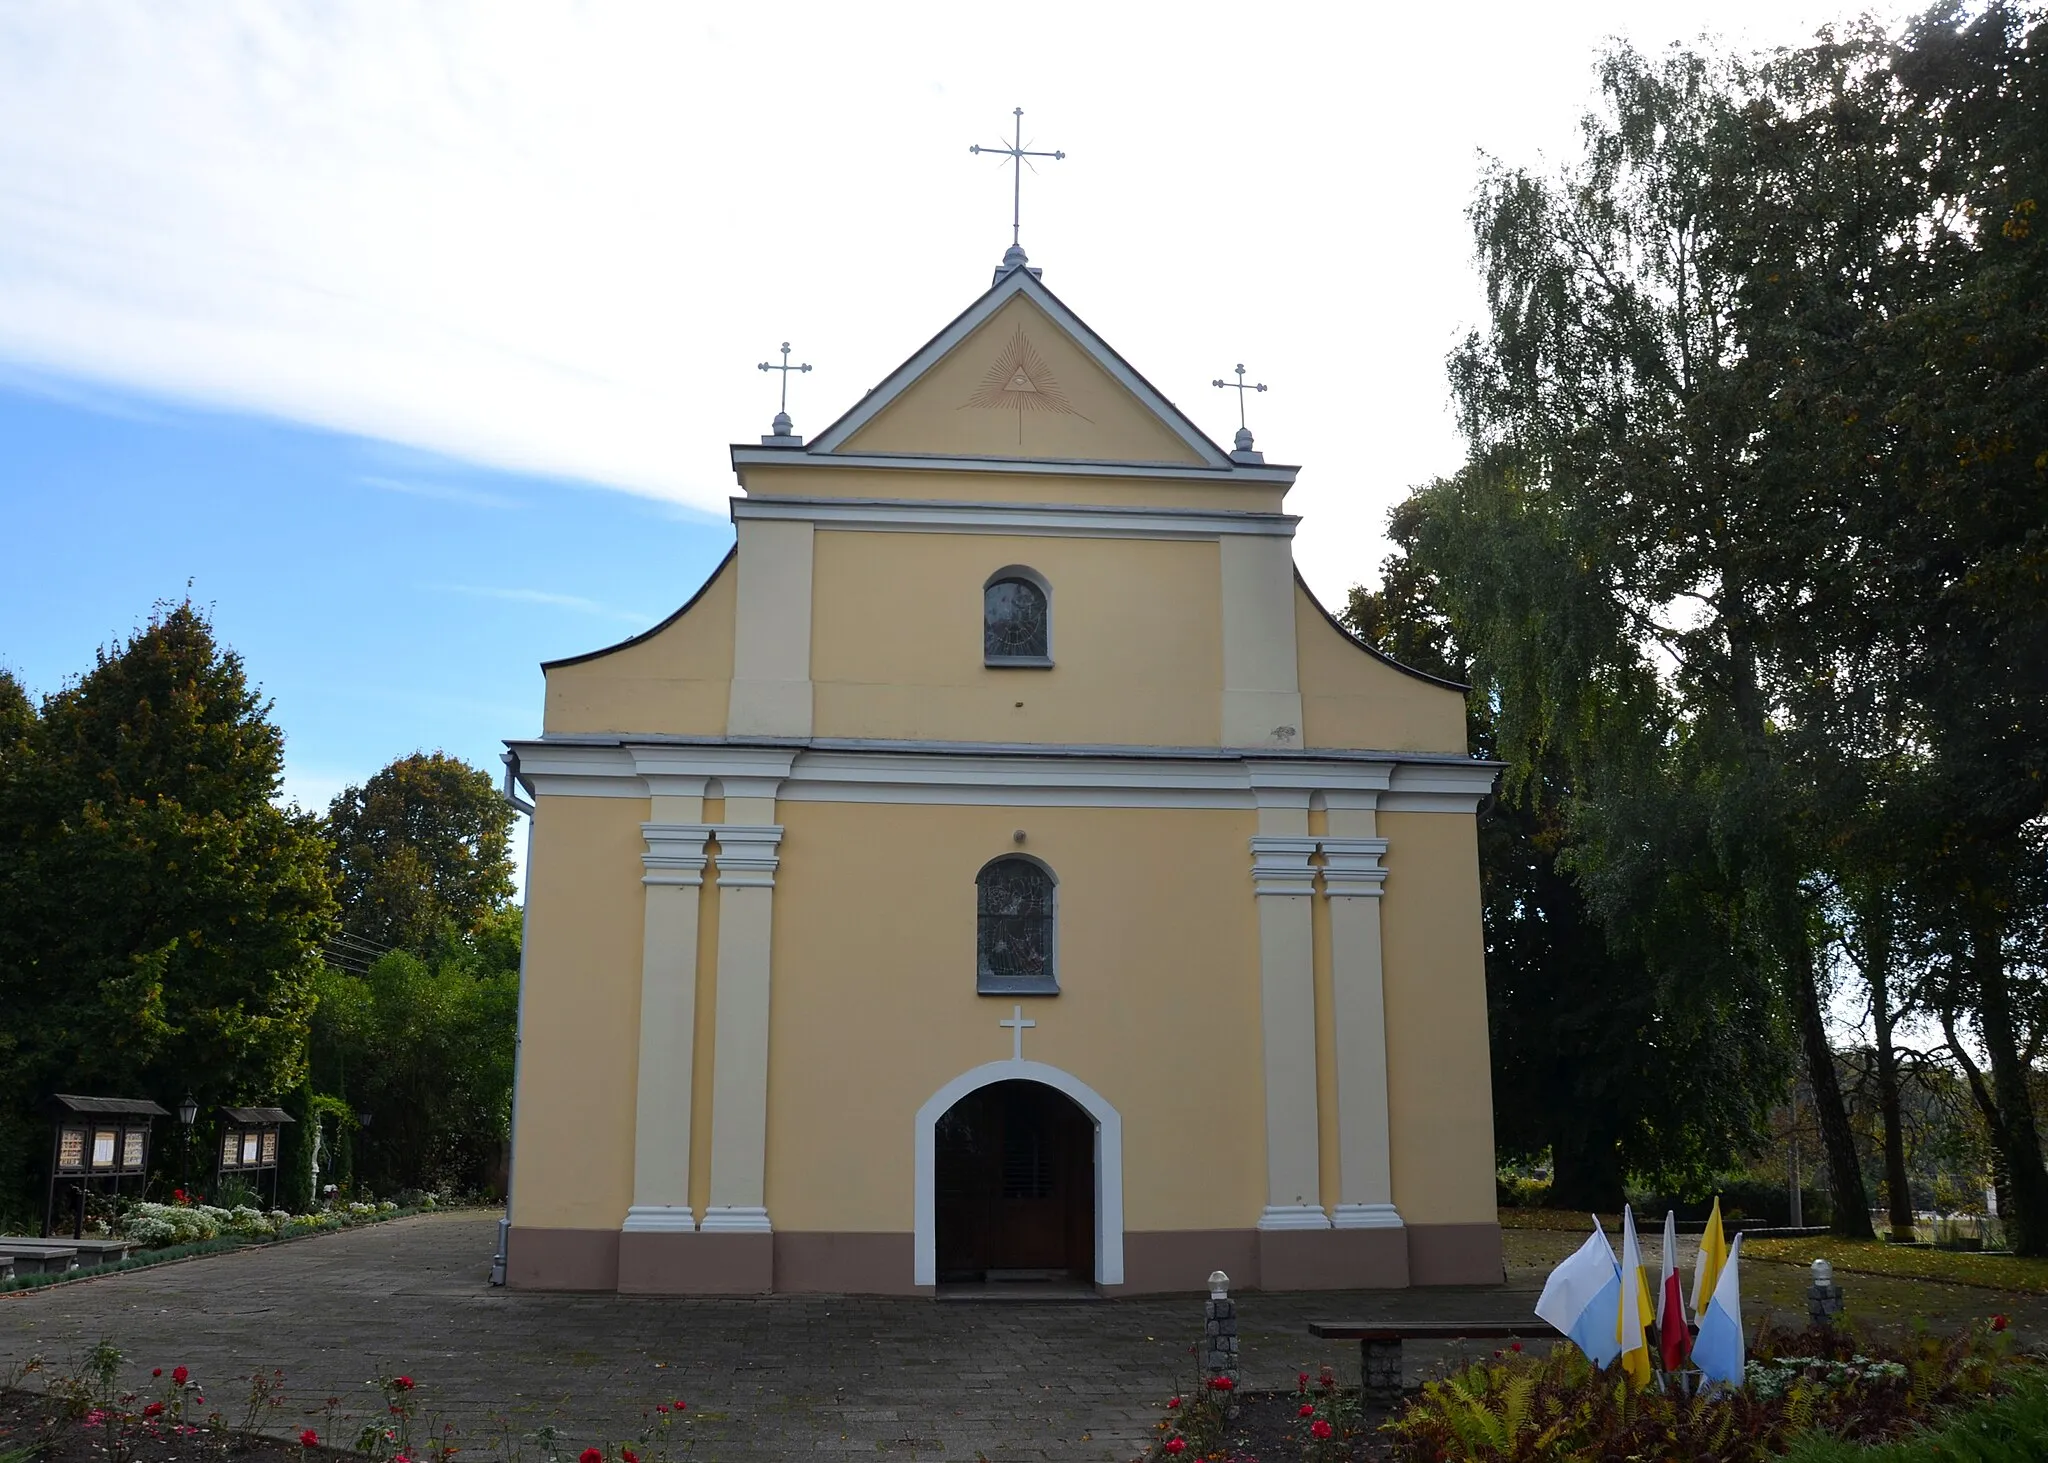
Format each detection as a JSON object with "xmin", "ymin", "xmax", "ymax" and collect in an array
[
  {"xmin": 1385, "ymin": 1319, "xmax": 2016, "ymax": 1462},
  {"xmin": 311, "ymin": 907, "xmax": 520, "ymax": 1196},
  {"xmin": 1352, "ymin": 473, "xmax": 1784, "ymax": 1211},
  {"xmin": 1782, "ymin": 1371, "xmax": 2048, "ymax": 1463},
  {"xmin": 0, "ymin": 601, "xmax": 335, "ymax": 1222},
  {"xmin": 324, "ymin": 751, "xmax": 515, "ymax": 953},
  {"xmin": 1363, "ymin": 3, "xmax": 2048, "ymax": 1241}
]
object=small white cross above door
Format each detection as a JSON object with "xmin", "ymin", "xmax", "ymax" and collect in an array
[{"xmin": 1000, "ymin": 1003, "xmax": 1036, "ymax": 1061}]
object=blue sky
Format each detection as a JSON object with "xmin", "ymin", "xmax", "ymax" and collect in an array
[{"xmin": 0, "ymin": 367, "xmax": 733, "ymax": 817}]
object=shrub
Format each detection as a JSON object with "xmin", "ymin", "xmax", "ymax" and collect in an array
[
  {"xmin": 1385, "ymin": 1319, "xmax": 2017, "ymax": 1462},
  {"xmin": 1780, "ymin": 1370, "xmax": 2048, "ymax": 1463},
  {"xmin": 1497, "ymin": 1175, "xmax": 1555, "ymax": 1209}
]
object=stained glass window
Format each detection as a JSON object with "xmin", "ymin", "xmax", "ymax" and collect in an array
[
  {"xmin": 984, "ymin": 577, "xmax": 1049, "ymax": 661},
  {"xmin": 977, "ymin": 858, "xmax": 1056, "ymax": 993}
]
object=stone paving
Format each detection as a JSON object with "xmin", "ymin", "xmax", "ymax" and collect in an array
[{"xmin": 0, "ymin": 1213, "xmax": 1542, "ymax": 1462}]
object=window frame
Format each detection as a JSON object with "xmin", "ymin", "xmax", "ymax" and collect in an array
[
  {"xmin": 982, "ymin": 566, "xmax": 1054, "ymax": 668},
  {"xmin": 974, "ymin": 853, "xmax": 1060, "ymax": 996}
]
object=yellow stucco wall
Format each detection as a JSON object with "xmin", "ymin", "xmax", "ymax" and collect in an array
[
  {"xmin": 840, "ymin": 296, "xmax": 1207, "ymax": 465},
  {"xmin": 761, "ymin": 800, "xmax": 1268, "ymax": 1232},
  {"xmin": 1380, "ymin": 809, "xmax": 1498, "ymax": 1225},
  {"xmin": 543, "ymin": 554, "xmax": 736, "ymax": 736},
  {"xmin": 810, "ymin": 530, "xmax": 1224, "ymax": 745},
  {"xmin": 1296, "ymin": 582, "xmax": 1468, "ymax": 753},
  {"xmin": 509, "ymin": 793, "xmax": 648, "ymax": 1229}
]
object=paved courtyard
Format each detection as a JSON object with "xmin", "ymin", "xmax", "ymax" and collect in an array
[{"xmin": 0, "ymin": 1213, "xmax": 1541, "ymax": 1462}]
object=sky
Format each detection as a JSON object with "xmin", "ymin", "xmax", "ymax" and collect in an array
[{"xmin": 0, "ymin": 0, "xmax": 1901, "ymax": 826}]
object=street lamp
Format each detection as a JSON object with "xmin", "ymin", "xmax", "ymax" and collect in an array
[{"xmin": 177, "ymin": 1094, "xmax": 198, "ymax": 1195}]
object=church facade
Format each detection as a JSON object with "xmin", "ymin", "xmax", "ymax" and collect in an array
[{"xmin": 502, "ymin": 258, "xmax": 1502, "ymax": 1295}]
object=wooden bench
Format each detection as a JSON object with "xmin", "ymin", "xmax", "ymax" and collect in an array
[{"xmin": 1309, "ymin": 1321, "xmax": 1542, "ymax": 1406}]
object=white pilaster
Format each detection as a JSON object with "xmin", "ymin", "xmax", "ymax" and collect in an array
[
  {"xmin": 624, "ymin": 820, "xmax": 710, "ymax": 1233},
  {"xmin": 703, "ymin": 823, "xmax": 783, "ymax": 1231},
  {"xmin": 1249, "ymin": 826, "xmax": 1328, "ymax": 1230},
  {"xmin": 727, "ymin": 518, "xmax": 814, "ymax": 737},
  {"xmin": 1220, "ymin": 535, "xmax": 1305, "ymax": 749},
  {"xmin": 1322, "ymin": 824, "xmax": 1400, "ymax": 1232}
]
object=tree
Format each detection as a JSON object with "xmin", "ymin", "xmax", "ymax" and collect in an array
[
  {"xmin": 0, "ymin": 602, "xmax": 334, "ymax": 1220},
  {"xmin": 308, "ymin": 907, "xmax": 520, "ymax": 1197},
  {"xmin": 1347, "ymin": 490, "xmax": 1783, "ymax": 1210},
  {"xmin": 325, "ymin": 752, "xmax": 515, "ymax": 953}
]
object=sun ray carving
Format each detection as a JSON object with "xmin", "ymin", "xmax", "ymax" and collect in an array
[{"xmin": 961, "ymin": 326, "xmax": 1087, "ymax": 420}]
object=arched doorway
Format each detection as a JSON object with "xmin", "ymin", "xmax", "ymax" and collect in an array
[{"xmin": 934, "ymin": 1079, "xmax": 1095, "ymax": 1283}]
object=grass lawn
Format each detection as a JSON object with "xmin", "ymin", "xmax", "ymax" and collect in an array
[{"xmin": 1501, "ymin": 1208, "xmax": 2048, "ymax": 1295}]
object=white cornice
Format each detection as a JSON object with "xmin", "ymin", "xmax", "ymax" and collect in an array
[
  {"xmin": 730, "ymin": 448, "xmax": 1300, "ymax": 486},
  {"xmin": 731, "ymin": 495, "xmax": 1298, "ymax": 540},
  {"xmin": 509, "ymin": 738, "xmax": 1500, "ymax": 812}
]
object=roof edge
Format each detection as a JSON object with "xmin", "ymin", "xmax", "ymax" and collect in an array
[
  {"xmin": 1294, "ymin": 569, "xmax": 1472, "ymax": 694},
  {"xmin": 541, "ymin": 546, "xmax": 737, "ymax": 672}
]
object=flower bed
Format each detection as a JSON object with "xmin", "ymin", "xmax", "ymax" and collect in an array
[
  {"xmin": 1, "ymin": 1202, "xmax": 444, "ymax": 1296},
  {"xmin": 117, "ymin": 1199, "xmax": 418, "ymax": 1248},
  {"xmin": 1135, "ymin": 1320, "xmax": 2030, "ymax": 1462},
  {"xmin": 1, "ymin": 1351, "xmax": 697, "ymax": 1463}
]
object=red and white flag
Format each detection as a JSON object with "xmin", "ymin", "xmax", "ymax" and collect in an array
[{"xmin": 1657, "ymin": 1209, "xmax": 1690, "ymax": 1370}]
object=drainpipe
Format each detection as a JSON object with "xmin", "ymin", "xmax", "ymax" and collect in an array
[{"xmin": 492, "ymin": 748, "xmax": 535, "ymax": 1286}]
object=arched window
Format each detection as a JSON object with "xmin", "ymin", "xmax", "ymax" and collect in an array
[
  {"xmin": 977, "ymin": 856, "xmax": 1057, "ymax": 994},
  {"xmin": 984, "ymin": 569, "xmax": 1051, "ymax": 665}
]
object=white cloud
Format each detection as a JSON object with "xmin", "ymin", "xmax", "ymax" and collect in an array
[
  {"xmin": 437, "ymin": 583, "xmax": 652, "ymax": 625},
  {"xmin": 0, "ymin": 0, "xmax": 1883, "ymax": 601},
  {"xmin": 359, "ymin": 474, "xmax": 523, "ymax": 511}
]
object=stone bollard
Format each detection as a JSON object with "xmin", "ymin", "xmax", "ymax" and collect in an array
[
  {"xmin": 1807, "ymin": 1258, "xmax": 1845, "ymax": 1328},
  {"xmin": 1203, "ymin": 1269, "xmax": 1239, "ymax": 1385}
]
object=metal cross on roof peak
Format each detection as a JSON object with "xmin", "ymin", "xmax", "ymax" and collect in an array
[
  {"xmin": 757, "ymin": 341, "xmax": 812, "ymax": 443},
  {"xmin": 970, "ymin": 107, "xmax": 1065, "ymax": 251},
  {"xmin": 1213, "ymin": 364, "xmax": 1269, "ymax": 462}
]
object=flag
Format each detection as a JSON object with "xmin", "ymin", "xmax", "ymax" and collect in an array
[
  {"xmin": 1617, "ymin": 1205, "xmax": 1655, "ymax": 1388},
  {"xmin": 1657, "ymin": 1209, "xmax": 1689, "ymax": 1371},
  {"xmin": 1692, "ymin": 1233, "xmax": 1746, "ymax": 1386},
  {"xmin": 1536, "ymin": 1217, "xmax": 1623, "ymax": 1366},
  {"xmin": 1692, "ymin": 1195, "xmax": 1729, "ymax": 1318}
]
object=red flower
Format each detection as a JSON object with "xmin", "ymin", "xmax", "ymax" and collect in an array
[
  {"xmin": 1207, "ymin": 1375, "xmax": 1235, "ymax": 1392},
  {"xmin": 393, "ymin": 1376, "xmax": 414, "ymax": 1391},
  {"xmin": 1993, "ymin": 1314, "xmax": 2010, "ymax": 1332},
  {"xmin": 1297, "ymin": 1371, "xmax": 1309, "ymax": 1387},
  {"xmin": 173, "ymin": 1189, "xmax": 185, "ymax": 1203},
  {"xmin": 672, "ymin": 1402, "xmax": 686, "ymax": 1412},
  {"xmin": 1510, "ymin": 1342, "xmax": 1523, "ymax": 1353},
  {"xmin": 152, "ymin": 1369, "xmax": 162, "ymax": 1379},
  {"xmin": 172, "ymin": 1366, "xmax": 189, "ymax": 1385},
  {"xmin": 1165, "ymin": 1439, "xmax": 1186, "ymax": 1456},
  {"xmin": 1297, "ymin": 1404, "xmax": 1313, "ymax": 1418},
  {"xmin": 1311, "ymin": 1420, "xmax": 1333, "ymax": 1440},
  {"xmin": 623, "ymin": 1451, "xmax": 639, "ymax": 1463},
  {"xmin": 301, "ymin": 1431, "xmax": 320, "ymax": 1449},
  {"xmin": 655, "ymin": 1405, "xmax": 668, "ymax": 1415},
  {"xmin": 580, "ymin": 1449, "xmax": 603, "ymax": 1463},
  {"xmin": 143, "ymin": 1402, "xmax": 165, "ymax": 1418},
  {"xmin": 1166, "ymin": 1397, "xmax": 1181, "ymax": 1410}
]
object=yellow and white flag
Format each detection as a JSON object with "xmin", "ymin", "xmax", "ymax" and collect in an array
[{"xmin": 1617, "ymin": 1204, "xmax": 1656, "ymax": 1387}]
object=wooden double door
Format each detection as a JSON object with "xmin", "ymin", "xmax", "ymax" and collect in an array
[{"xmin": 934, "ymin": 1080, "xmax": 1095, "ymax": 1283}]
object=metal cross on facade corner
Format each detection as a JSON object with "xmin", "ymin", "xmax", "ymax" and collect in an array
[
  {"xmin": 970, "ymin": 107, "xmax": 1065, "ymax": 248},
  {"xmin": 1213, "ymin": 364, "xmax": 1268, "ymax": 432},
  {"xmin": 1000, "ymin": 1003, "xmax": 1036, "ymax": 1062},
  {"xmin": 758, "ymin": 342, "xmax": 812, "ymax": 414}
]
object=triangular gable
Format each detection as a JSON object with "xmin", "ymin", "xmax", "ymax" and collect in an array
[{"xmin": 807, "ymin": 267, "xmax": 1237, "ymax": 469}]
